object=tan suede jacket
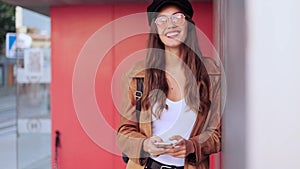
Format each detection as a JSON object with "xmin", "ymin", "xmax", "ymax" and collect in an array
[{"xmin": 117, "ymin": 57, "xmax": 222, "ymax": 169}]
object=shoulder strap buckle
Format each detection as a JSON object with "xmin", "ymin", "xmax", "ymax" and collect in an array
[{"xmin": 135, "ymin": 91, "xmax": 143, "ymax": 100}]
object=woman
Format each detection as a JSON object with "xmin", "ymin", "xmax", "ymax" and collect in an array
[{"xmin": 117, "ymin": 0, "xmax": 222, "ymax": 168}]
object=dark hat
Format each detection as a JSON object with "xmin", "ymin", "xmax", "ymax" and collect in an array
[{"xmin": 147, "ymin": 0, "xmax": 194, "ymax": 25}]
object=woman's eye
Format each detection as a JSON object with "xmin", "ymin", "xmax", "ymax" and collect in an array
[{"xmin": 159, "ymin": 17, "xmax": 167, "ymax": 23}]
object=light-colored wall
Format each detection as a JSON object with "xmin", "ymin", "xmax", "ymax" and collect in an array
[{"xmin": 246, "ymin": 0, "xmax": 300, "ymax": 168}]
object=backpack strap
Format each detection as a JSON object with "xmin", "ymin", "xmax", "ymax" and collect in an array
[
  {"xmin": 121, "ymin": 77, "xmax": 144, "ymax": 164},
  {"xmin": 135, "ymin": 78, "xmax": 144, "ymax": 122}
]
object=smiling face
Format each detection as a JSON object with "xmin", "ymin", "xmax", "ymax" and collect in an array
[{"xmin": 155, "ymin": 5, "xmax": 188, "ymax": 48}]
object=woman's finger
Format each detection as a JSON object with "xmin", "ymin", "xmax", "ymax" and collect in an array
[{"xmin": 166, "ymin": 149, "xmax": 186, "ymax": 158}]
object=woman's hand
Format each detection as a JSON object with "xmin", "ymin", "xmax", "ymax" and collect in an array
[
  {"xmin": 143, "ymin": 136, "xmax": 167, "ymax": 157},
  {"xmin": 165, "ymin": 135, "xmax": 195, "ymax": 158}
]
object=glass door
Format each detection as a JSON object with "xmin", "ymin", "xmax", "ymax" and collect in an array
[{"xmin": 16, "ymin": 47, "xmax": 51, "ymax": 169}]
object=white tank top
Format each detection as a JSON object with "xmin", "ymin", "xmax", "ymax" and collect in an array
[{"xmin": 151, "ymin": 98, "xmax": 197, "ymax": 166}]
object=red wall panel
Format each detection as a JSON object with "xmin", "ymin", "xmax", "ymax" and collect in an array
[{"xmin": 51, "ymin": 2, "xmax": 213, "ymax": 169}]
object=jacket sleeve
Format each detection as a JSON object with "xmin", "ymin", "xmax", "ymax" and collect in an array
[
  {"xmin": 116, "ymin": 65, "xmax": 148, "ymax": 165},
  {"xmin": 186, "ymin": 57, "xmax": 223, "ymax": 165}
]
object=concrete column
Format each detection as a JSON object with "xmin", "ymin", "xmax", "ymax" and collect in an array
[
  {"xmin": 223, "ymin": 0, "xmax": 247, "ymax": 169},
  {"xmin": 223, "ymin": 0, "xmax": 300, "ymax": 169}
]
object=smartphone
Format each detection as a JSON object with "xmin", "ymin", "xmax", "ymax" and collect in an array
[
  {"xmin": 154, "ymin": 139, "xmax": 183, "ymax": 148},
  {"xmin": 154, "ymin": 142, "xmax": 173, "ymax": 146}
]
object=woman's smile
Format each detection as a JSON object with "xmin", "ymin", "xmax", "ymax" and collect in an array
[{"xmin": 165, "ymin": 30, "xmax": 181, "ymax": 39}]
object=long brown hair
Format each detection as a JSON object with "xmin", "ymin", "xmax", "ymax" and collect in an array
[{"xmin": 142, "ymin": 15, "xmax": 211, "ymax": 119}]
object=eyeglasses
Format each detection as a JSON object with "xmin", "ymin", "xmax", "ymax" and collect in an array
[{"xmin": 154, "ymin": 13, "xmax": 186, "ymax": 28}]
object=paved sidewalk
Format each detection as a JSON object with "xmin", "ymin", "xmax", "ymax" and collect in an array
[
  {"xmin": 0, "ymin": 94, "xmax": 17, "ymax": 137},
  {"xmin": 0, "ymin": 132, "xmax": 17, "ymax": 169},
  {"xmin": 0, "ymin": 128, "xmax": 51, "ymax": 169},
  {"xmin": 0, "ymin": 95, "xmax": 16, "ymax": 122},
  {"xmin": 0, "ymin": 94, "xmax": 51, "ymax": 169},
  {"xmin": 0, "ymin": 95, "xmax": 17, "ymax": 168}
]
